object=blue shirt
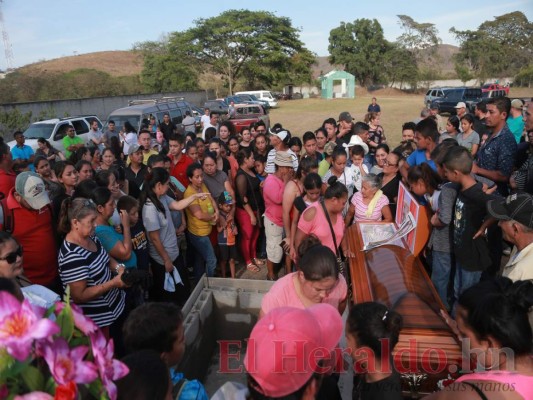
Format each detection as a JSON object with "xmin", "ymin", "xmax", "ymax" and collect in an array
[
  {"xmin": 406, "ymin": 149, "xmax": 437, "ymax": 171},
  {"xmin": 11, "ymin": 145, "xmax": 35, "ymax": 171},
  {"xmin": 95, "ymin": 225, "xmax": 137, "ymax": 268},
  {"xmin": 476, "ymin": 123, "xmax": 516, "ymax": 195},
  {"xmin": 170, "ymin": 369, "xmax": 208, "ymax": 400}
]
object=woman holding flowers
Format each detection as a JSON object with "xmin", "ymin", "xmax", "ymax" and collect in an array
[{"xmin": 57, "ymin": 197, "xmax": 128, "ymax": 341}]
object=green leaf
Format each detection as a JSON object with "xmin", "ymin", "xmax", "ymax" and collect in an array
[{"xmin": 20, "ymin": 365, "xmax": 45, "ymax": 391}]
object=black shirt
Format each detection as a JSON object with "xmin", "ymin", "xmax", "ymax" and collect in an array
[
  {"xmin": 124, "ymin": 164, "xmax": 147, "ymax": 191},
  {"xmin": 379, "ymin": 173, "xmax": 401, "ymax": 217},
  {"xmin": 453, "ymin": 183, "xmax": 497, "ymax": 271},
  {"xmin": 159, "ymin": 122, "xmax": 175, "ymax": 142}
]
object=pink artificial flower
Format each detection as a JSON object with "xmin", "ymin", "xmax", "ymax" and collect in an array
[
  {"xmin": 14, "ymin": 393, "xmax": 53, "ymax": 400},
  {"xmin": 55, "ymin": 302, "xmax": 98, "ymax": 335},
  {"xmin": 41, "ymin": 337, "xmax": 98, "ymax": 386},
  {"xmin": 0, "ymin": 292, "xmax": 59, "ymax": 361},
  {"xmin": 90, "ymin": 331, "xmax": 129, "ymax": 400}
]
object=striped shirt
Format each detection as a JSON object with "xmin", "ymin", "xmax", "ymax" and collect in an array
[
  {"xmin": 351, "ymin": 192, "xmax": 389, "ymax": 222},
  {"xmin": 58, "ymin": 236, "xmax": 125, "ymax": 327},
  {"xmin": 265, "ymin": 148, "xmax": 299, "ymax": 174}
]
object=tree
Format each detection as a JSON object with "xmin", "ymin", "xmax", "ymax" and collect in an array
[
  {"xmin": 155, "ymin": 10, "xmax": 315, "ymax": 94},
  {"xmin": 396, "ymin": 15, "xmax": 441, "ymax": 64},
  {"xmin": 514, "ymin": 65, "xmax": 533, "ymax": 88},
  {"xmin": 328, "ymin": 19, "xmax": 391, "ymax": 87},
  {"xmin": 382, "ymin": 43, "xmax": 417, "ymax": 89},
  {"xmin": 451, "ymin": 12, "xmax": 533, "ymax": 81},
  {"xmin": 455, "ymin": 63, "xmax": 474, "ymax": 85}
]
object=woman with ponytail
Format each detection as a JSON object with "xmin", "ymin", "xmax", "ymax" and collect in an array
[
  {"xmin": 346, "ymin": 302, "xmax": 403, "ymax": 400},
  {"xmin": 140, "ymin": 167, "xmax": 207, "ymax": 305}
]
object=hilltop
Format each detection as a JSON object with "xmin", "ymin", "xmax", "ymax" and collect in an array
[
  {"xmin": 15, "ymin": 44, "xmax": 460, "ymax": 81},
  {"xmin": 18, "ymin": 51, "xmax": 144, "ymax": 77}
]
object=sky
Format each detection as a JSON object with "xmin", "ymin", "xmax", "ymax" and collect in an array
[{"xmin": 1, "ymin": 0, "xmax": 532, "ymax": 70}]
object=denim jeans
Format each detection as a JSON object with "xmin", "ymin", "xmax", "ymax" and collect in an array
[
  {"xmin": 452, "ymin": 262, "xmax": 481, "ymax": 316},
  {"xmin": 431, "ymin": 250, "xmax": 452, "ymax": 310},
  {"xmin": 187, "ymin": 232, "xmax": 217, "ymax": 282}
]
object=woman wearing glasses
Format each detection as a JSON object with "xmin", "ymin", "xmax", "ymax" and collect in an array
[
  {"xmin": 0, "ymin": 231, "xmax": 60, "ymax": 307},
  {"xmin": 378, "ymin": 150, "xmax": 403, "ymax": 217}
]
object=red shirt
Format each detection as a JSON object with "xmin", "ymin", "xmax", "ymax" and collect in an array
[
  {"xmin": 6, "ymin": 189, "xmax": 58, "ymax": 286},
  {"xmin": 170, "ymin": 153, "xmax": 193, "ymax": 188},
  {"xmin": 0, "ymin": 169, "xmax": 16, "ymax": 198}
]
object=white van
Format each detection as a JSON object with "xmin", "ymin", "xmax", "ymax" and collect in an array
[{"xmin": 235, "ymin": 90, "xmax": 278, "ymax": 108}]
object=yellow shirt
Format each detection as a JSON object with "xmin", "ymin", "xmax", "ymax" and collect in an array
[
  {"xmin": 126, "ymin": 149, "xmax": 159, "ymax": 165},
  {"xmin": 184, "ymin": 183, "xmax": 213, "ymax": 236}
]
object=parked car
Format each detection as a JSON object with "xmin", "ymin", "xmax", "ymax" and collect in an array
[
  {"xmin": 430, "ymin": 87, "xmax": 483, "ymax": 114},
  {"xmin": 204, "ymin": 100, "xmax": 229, "ymax": 114},
  {"xmin": 424, "ymin": 88, "xmax": 452, "ymax": 108},
  {"xmin": 481, "ymin": 83, "xmax": 509, "ymax": 95},
  {"xmin": 233, "ymin": 93, "xmax": 270, "ymax": 110},
  {"xmin": 227, "ymin": 103, "xmax": 270, "ymax": 132},
  {"xmin": 235, "ymin": 90, "xmax": 278, "ymax": 108},
  {"xmin": 481, "ymin": 89, "xmax": 507, "ymax": 100},
  {"xmin": 8, "ymin": 115, "xmax": 102, "ymax": 152},
  {"xmin": 103, "ymin": 97, "xmax": 194, "ymax": 134}
]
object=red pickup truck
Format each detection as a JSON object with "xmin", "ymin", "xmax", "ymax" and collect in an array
[
  {"xmin": 481, "ymin": 83, "xmax": 510, "ymax": 94},
  {"xmin": 226, "ymin": 103, "xmax": 270, "ymax": 132}
]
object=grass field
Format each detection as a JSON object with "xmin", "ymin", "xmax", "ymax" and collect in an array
[{"xmin": 269, "ymin": 87, "xmax": 533, "ymax": 148}]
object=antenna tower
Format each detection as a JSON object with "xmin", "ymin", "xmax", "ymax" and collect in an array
[{"xmin": 0, "ymin": 0, "xmax": 14, "ymax": 71}]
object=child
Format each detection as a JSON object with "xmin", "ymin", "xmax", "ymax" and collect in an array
[
  {"xmin": 346, "ymin": 302, "xmax": 403, "ymax": 400},
  {"xmin": 407, "ymin": 163, "xmax": 441, "ymax": 212},
  {"xmin": 350, "ymin": 145, "xmax": 368, "ymax": 192},
  {"xmin": 117, "ymin": 195, "xmax": 150, "ymax": 304},
  {"xmin": 254, "ymin": 154, "xmax": 268, "ymax": 185},
  {"xmin": 217, "ymin": 191, "xmax": 238, "ymax": 278},
  {"xmin": 289, "ymin": 173, "xmax": 323, "ymax": 261},
  {"xmin": 123, "ymin": 303, "xmax": 209, "ymax": 400},
  {"xmin": 426, "ymin": 141, "xmax": 460, "ymax": 310},
  {"xmin": 442, "ymin": 146, "xmax": 497, "ymax": 314}
]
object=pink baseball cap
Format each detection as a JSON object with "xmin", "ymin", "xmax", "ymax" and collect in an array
[{"xmin": 244, "ymin": 304, "xmax": 343, "ymax": 397}]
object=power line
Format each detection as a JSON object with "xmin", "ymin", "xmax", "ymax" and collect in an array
[{"xmin": 0, "ymin": 0, "xmax": 14, "ymax": 71}]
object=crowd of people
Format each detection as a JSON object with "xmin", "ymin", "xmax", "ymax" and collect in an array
[{"xmin": 0, "ymin": 94, "xmax": 532, "ymax": 399}]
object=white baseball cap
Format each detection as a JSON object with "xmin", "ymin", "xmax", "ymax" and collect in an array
[{"xmin": 15, "ymin": 172, "xmax": 50, "ymax": 210}]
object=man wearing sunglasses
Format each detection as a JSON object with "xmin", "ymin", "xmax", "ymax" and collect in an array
[{"xmin": 1, "ymin": 172, "xmax": 60, "ymax": 293}]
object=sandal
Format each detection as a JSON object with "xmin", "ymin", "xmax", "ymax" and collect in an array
[
  {"xmin": 266, "ymin": 274, "xmax": 278, "ymax": 281},
  {"xmin": 253, "ymin": 258, "xmax": 266, "ymax": 266},
  {"xmin": 246, "ymin": 263, "xmax": 260, "ymax": 273}
]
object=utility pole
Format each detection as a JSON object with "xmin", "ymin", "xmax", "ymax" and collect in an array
[{"xmin": 0, "ymin": 0, "xmax": 14, "ymax": 71}]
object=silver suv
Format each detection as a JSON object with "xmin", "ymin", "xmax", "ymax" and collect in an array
[
  {"xmin": 424, "ymin": 88, "xmax": 451, "ymax": 108},
  {"xmin": 8, "ymin": 115, "xmax": 102, "ymax": 152}
]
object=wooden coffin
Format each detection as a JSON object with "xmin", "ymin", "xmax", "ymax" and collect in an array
[{"xmin": 345, "ymin": 224, "xmax": 462, "ymax": 397}]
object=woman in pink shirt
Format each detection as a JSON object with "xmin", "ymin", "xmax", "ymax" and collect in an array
[
  {"xmin": 345, "ymin": 173, "xmax": 393, "ymax": 225},
  {"xmin": 263, "ymin": 152, "xmax": 294, "ymax": 280},
  {"xmin": 295, "ymin": 176, "xmax": 348, "ymax": 256},
  {"xmin": 260, "ymin": 237, "xmax": 348, "ymax": 317}
]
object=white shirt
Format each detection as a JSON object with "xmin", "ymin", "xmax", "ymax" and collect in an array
[{"xmin": 122, "ymin": 132, "xmax": 138, "ymax": 155}]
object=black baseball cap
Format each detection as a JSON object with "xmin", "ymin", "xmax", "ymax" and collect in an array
[{"xmin": 487, "ymin": 193, "xmax": 533, "ymax": 229}]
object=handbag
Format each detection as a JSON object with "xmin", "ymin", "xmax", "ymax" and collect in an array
[{"xmin": 319, "ymin": 200, "xmax": 346, "ymax": 276}]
